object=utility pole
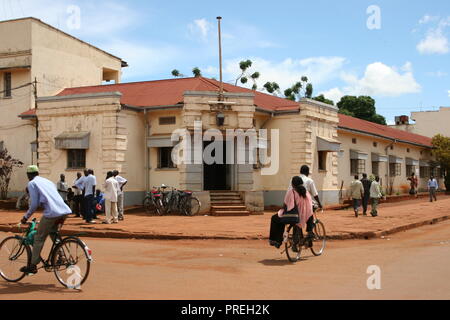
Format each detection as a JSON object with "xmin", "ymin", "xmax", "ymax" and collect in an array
[
  {"xmin": 33, "ymin": 77, "xmax": 39, "ymax": 162},
  {"xmin": 217, "ymin": 16, "xmax": 223, "ymax": 101}
]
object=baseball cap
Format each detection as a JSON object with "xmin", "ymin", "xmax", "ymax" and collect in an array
[{"xmin": 26, "ymin": 165, "xmax": 39, "ymax": 173}]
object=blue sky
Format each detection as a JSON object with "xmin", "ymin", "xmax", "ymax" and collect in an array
[{"xmin": 2, "ymin": 0, "xmax": 450, "ymax": 123}]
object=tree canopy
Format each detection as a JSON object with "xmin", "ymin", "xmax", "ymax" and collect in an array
[
  {"xmin": 432, "ymin": 134, "xmax": 450, "ymax": 190},
  {"xmin": 337, "ymin": 95, "xmax": 386, "ymax": 125},
  {"xmin": 312, "ymin": 94, "xmax": 334, "ymax": 106}
]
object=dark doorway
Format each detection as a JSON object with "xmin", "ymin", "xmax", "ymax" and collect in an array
[{"xmin": 203, "ymin": 140, "xmax": 231, "ymax": 190}]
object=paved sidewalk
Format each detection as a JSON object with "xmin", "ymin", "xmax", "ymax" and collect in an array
[{"xmin": 0, "ymin": 196, "xmax": 449, "ymax": 240}]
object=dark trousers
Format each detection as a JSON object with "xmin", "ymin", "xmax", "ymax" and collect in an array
[
  {"xmin": 84, "ymin": 195, "xmax": 95, "ymax": 222},
  {"xmin": 73, "ymin": 195, "xmax": 82, "ymax": 216},
  {"xmin": 269, "ymin": 214, "xmax": 315, "ymax": 245},
  {"xmin": 362, "ymin": 194, "xmax": 370, "ymax": 213}
]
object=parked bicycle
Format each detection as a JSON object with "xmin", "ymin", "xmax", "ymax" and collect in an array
[
  {"xmin": 281, "ymin": 209, "xmax": 326, "ymax": 262},
  {"xmin": 143, "ymin": 186, "xmax": 165, "ymax": 215},
  {"xmin": 143, "ymin": 184, "xmax": 201, "ymax": 216},
  {"xmin": 0, "ymin": 218, "xmax": 92, "ymax": 289}
]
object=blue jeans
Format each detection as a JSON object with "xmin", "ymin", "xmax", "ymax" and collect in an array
[{"xmin": 84, "ymin": 195, "xmax": 95, "ymax": 222}]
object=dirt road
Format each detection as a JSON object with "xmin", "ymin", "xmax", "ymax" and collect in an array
[{"xmin": 1, "ymin": 220, "xmax": 450, "ymax": 300}]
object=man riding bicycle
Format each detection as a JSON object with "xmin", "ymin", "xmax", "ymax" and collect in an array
[{"xmin": 19, "ymin": 165, "xmax": 72, "ymax": 275}]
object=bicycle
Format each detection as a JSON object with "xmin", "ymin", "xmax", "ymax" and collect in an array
[
  {"xmin": 281, "ymin": 209, "xmax": 326, "ymax": 262},
  {"xmin": 164, "ymin": 188, "xmax": 201, "ymax": 216},
  {"xmin": 143, "ymin": 186, "xmax": 165, "ymax": 215},
  {"xmin": 0, "ymin": 218, "xmax": 92, "ymax": 289}
]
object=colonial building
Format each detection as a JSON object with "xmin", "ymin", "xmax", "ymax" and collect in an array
[{"xmin": 0, "ymin": 17, "xmax": 126, "ymax": 195}]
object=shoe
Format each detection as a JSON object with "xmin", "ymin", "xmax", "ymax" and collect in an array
[
  {"xmin": 118, "ymin": 216, "xmax": 124, "ymax": 221},
  {"xmin": 113, "ymin": 220, "xmax": 118, "ymax": 224},
  {"xmin": 269, "ymin": 240, "xmax": 281, "ymax": 249},
  {"xmin": 87, "ymin": 220, "xmax": 96, "ymax": 224},
  {"xmin": 355, "ymin": 210, "xmax": 358, "ymax": 217},
  {"xmin": 363, "ymin": 212, "xmax": 367, "ymax": 216},
  {"xmin": 20, "ymin": 265, "xmax": 37, "ymax": 275},
  {"xmin": 102, "ymin": 221, "xmax": 111, "ymax": 224}
]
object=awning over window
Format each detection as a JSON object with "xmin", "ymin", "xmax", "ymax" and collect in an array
[
  {"xmin": 317, "ymin": 137, "xmax": 341, "ymax": 152},
  {"xmin": 371, "ymin": 153, "xmax": 388, "ymax": 162},
  {"xmin": 350, "ymin": 150, "xmax": 368, "ymax": 160},
  {"xmin": 55, "ymin": 132, "xmax": 90, "ymax": 150},
  {"xmin": 419, "ymin": 160, "xmax": 430, "ymax": 167},
  {"xmin": 406, "ymin": 158, "xmax": 419, "ymax": 166},
  {"xmin": 389, "ymin": 155, "xmax": 403, "ymax": 164},
  {"xmin": 147, "ymin": 135, "xmax": 177, "ymax": 148}
]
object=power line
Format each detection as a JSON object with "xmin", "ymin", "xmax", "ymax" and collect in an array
[{"xmin": 0, "ymin": 82, "xmax": 33, "ymax": 95}]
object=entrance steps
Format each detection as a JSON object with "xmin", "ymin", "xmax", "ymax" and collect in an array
[{"xmin": 210, "ymin": 191, "xmax": 250, "ymax": 216}]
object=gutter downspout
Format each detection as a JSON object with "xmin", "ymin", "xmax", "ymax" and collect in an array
[
  {"xmin": 385, "ymin": 139, "xmax": 397, "ymax": 195},
  {"xmin": 144, "ymin": 109, "xmax": 149, "ymax": 192}
]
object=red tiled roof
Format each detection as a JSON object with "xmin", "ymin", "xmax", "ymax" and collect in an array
[
  {"xmin": 55, "ymin": 77, "xmax": 299, "ymax": 111},
  {"xmin": 338, "ymin": 113, "xmax": 432, "ymax": 147},
  {"xmin": 18, "ymin": 108, "xmax": 37, "ymax": 118}
]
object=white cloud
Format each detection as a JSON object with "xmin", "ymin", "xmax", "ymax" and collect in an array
[
  {"xmin": 188, "ymin": 18, "xmax": 212, "ymax": 41},
  {"xmin": 417, "ymin": 29, "xmax": 449, "ymax": 54},
  {"xmin": 319, "ymin": 62, "xmax": 421, "ymax": 103},
  {"xmin": 448, "ymin": 90, "xmax": 450, "ymax": 98},
  {"xmin": 214, "ymin": 56, "xmax": 346, "ymax": 91},
  {"xmin": 416, "ymin": 16, "xmax": 450, "ymax": 55}
]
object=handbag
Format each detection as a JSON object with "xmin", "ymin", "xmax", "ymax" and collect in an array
[{"xmin": 279, "ymin": 190, "xmax": 300, "ymax": 225}]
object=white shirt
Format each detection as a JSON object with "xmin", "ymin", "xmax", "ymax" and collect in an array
[
  {"xmin": 288, "ymin": 174, "xmax": 319, "ymax": 206},
  {"xmin": 103, "ymin": 177, "xmax": 119, "ymax": 202},
  {"xmin": 115, "ymin": 175, "xmax": 127, "ymax": 195},
  {"xmin": 84, "ymin": 174, "xmax": 97, "ymax": 196}
]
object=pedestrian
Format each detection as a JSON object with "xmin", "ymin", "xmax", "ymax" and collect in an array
[
  {"xmin": 16, "ymin": 187, "xmax": 29, "ymax": 210},
  {"xmin": 113, "ymin": 170, "xmax": 127, "ymax": 221},
  {"xmin": 360, "ymin": 173, "xmax": 372, "ymax": 216},
  {"xmin": 350, "ymin": 174, "xmax": 364, "ymax": 217},
  {"xmin": 56, "ymin": 174, "xmax": 69, "ymax": 205},
  {"xmin": 407, "ymin": 172, "xmax": 418, "ymax": 198},
  {"xmin": 94, "ymin": 189, "xmax": 105, "ymax": 214},
  {"xmin": 428, "ymin": 176, "xmax": 438, "ymax": 202},
  {"xmin": 83, "ymin": 169, "xmax": 97, "ymax": 223},
  {"xmin": 369, "ymin": 176, "xmax": 382, "ymax": 217},
  {"xmin": 67, "ymin": 188, "xmax": 75, "ymax": 212},
  {"xmin": 103, "ymin": 171, "xmax": 119, "ymax": 224},
  {"xmin": 19, "ymin": 165, "xmax": 71, "ymax": 275},
  {"xmin": 72, "ymin": 172, "xmax": 85, "ymax": 218},
  {"xmin": 289, "ymin": 165, "xmax": 323, "ymax": 210}
]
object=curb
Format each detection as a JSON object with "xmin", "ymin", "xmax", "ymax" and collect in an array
[{"xmin": 1, "ymin": 214, "xmax": 450, "ymax": 241}]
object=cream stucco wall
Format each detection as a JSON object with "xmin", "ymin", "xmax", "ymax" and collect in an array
[
  {"xmin": 0, "ymin": 18, "xmax": 123, "ymax": 195},
  {"xmin": 337, "ymin": 129, "xmax": 440, "ymax": 197},
  {"xmin": 390, "ymin": 107, "xmax": 450, "ymax": 138}
]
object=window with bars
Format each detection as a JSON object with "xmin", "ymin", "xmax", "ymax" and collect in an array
[
  {"xmin": 389, "ymin": 163, "xmax": 401, "ymax": 177},
  {"xmin": 351, "ymin": 159, "xmax": 365, "ymax": 175},
  {"xmin": 372, "ymin": 161, "xmax": 379, "ymax": 176},
  {"xmin": 67, "ymin": 149, "xmax": 86, "ymax": 169},
  {"xmin": 420, "ymin": 166, "xmax": 430, "ymax": 178},
  {"xmin": 4, "ymin": 72, "xmax": 11, "ymax": 98},
  {"xmin": 159, "ymin": 117, "xmax": 176, "ymax": 125},
  {"xmin": 406, "ymin": 165, "xmax": 415, "ymax": 177},
  {"xmin": 158, "ymin": 147, "xmax": 176, "ymax": 169}
]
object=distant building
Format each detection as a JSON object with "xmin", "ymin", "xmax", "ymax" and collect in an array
[{"xmin": 390, "ymin": 107, "xmax": 450, "ymax": 138}]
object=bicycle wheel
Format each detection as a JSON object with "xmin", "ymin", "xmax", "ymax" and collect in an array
[
  {"xmin": 0, "ymin": 236, "xmax": 31, "ymax": 282},
  {"xmin": 52, "ymin": 237, "xmax": 91, "ymax": 289},
  {"xmin": 310, "ymin": 220, "xmax": 326, "ymax": 256},
  {"xmin": 285, "ymin": 226, "xmax": 301, "ymax": 262},
  {"xmin": 143, "ymin": 197, "xmax": 157, "ymax": 215},
  {"xmin": 155, "ymin": 198, "xmax": 165, "ymax": 216},
  {"xmin": 183, "ymin": 197, "xmax": 200, "ymax": 216}
]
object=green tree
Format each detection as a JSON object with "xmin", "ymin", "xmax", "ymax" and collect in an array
[
  {"xmin": 171, "ymin": 69, "xmax": 184, "ymax": 77},
  {"xmin": 284, "ymin": 76, "xmax": 313, "ymax": 101},
  {"xmin": 235, "ymin": 60, "xmax": 260, "ymax": 90},
  {"xmin": 192, "ymin": 67, "xmax": 202, "ymax": 77},
  {"xmin": 312, "ymin": 94, "xmax": 334, "ymax": 106},
  {"xmin": 0, "ymin": 148, "xmax": 24, "ymax": 200},
  {"xmin": 337, "ymin": 95, "xmax": 386, "ymax": 125},
  {"xmin": 431, "ymin": 134, "xmax": 450, "ymax": 191},
  {"xmin": 263, "ymin": 82, "xmax": 280, "ymax": 94}
]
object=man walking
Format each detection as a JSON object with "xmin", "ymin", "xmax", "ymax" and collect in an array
[
  {"xmin": 428, "ymin": 176, "xmax": 438, "ymax": 202},
  {"xmin": 360, "ymin": 173, "xmax": 372, "ymax": 216},
  {"xmin": 83, "ymin": 169, "xmax": 97, "ymax": 223},
  {"xmin": 350, "ymin": 175, "xmax": 364, "ymax": 217},
  {"xmin": 289, "ymin": 165, "xmax": 323, "ymax": 210},
  {"xmin": 19, "ymin": 165, "xmax": 71, "ymax": 275},
  {"xmin": 72, "ymin": 172, "xmax": 84, "ymax": 218},
  {"xmin": 103, "ymin": 171, "xmax": 119, "ymax": 224},
  {"xmin": 113, "ymin": 170, "xmax": 127, "ymax": 221},
  {"xmin": 56, "ymin": 174, "xmax": 69, "ymax": 205},
  {"xmin": 369, "ymin": 176, "xmax": 382, "ymax": 217}
]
